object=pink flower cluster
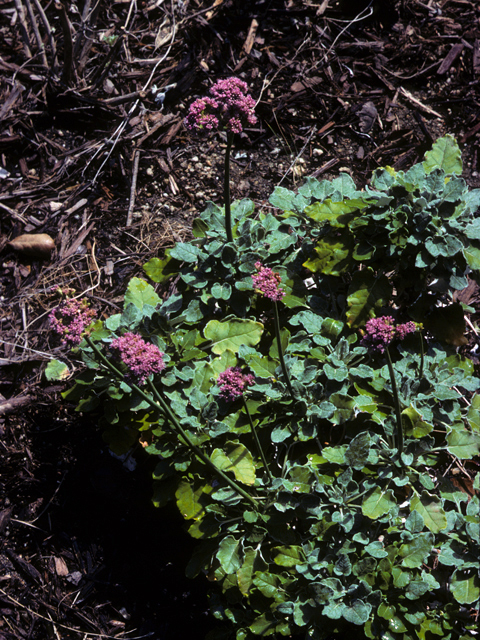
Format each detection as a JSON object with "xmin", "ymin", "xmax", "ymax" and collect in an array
[
  {"xmin": 110, "ymin": 332, "xmax": 165, "ymax": 385},
  {"xmin": 49, "ymin": 297, "xmax": 97, "ymax": 347},
  {"xmin": 185, "ymin": 77, "xmax": 257, "ymax": 134},
  {"xmin": 361, "ymin": 316, "xmax": 417, "ymax": 354},
  {"xmin": 251, "ymin": 262, "xmax": 286, "ymax": 302},
  {"xmin": 217, "ymin": 366, "xmax": 255, "ymax": 403}
]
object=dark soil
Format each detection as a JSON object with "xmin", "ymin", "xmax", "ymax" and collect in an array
[{"xmin": 1, "ymin": 0, "xmax": 479, "ymax": 638}]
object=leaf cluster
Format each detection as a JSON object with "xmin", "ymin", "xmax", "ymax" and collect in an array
[{"xmin": 52, "ymin": 137, "xmax": 480, "ymax": 640}]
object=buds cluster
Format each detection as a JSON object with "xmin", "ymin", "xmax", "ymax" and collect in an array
[
  {"xmin": 361, "ymin": 316, "xmax": 417, "ymax": 353},
  {"xmin": 50, "ymin": 297, "xmax": 97, "ymax": 347},
  {"xmin": 185, "ymin": 77, "xmax": 257, "ymax": 134},
  {"xmin": 110, "ymin": 332, "xmax": 166, "ymax": 385},
  {"xmin": 217, "ymin": 366, "xmax": 255, "ymax": 403},
  {"xmin": 252, "ymin": 262, "xmax": 286, "ymax": 302}
]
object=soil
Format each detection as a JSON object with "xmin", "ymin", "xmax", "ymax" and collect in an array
[{"xmin": 0, "ymin": 0, "xmax": 479, "ymax": 638}]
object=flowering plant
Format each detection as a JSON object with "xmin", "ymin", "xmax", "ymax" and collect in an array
[
  {"xmin": 47, "ymin": 136, "xmax": 480, "ymax": 640},
  {"xmin": 185, "ymin": 77, "xmax": 257, "ymax": 244}
]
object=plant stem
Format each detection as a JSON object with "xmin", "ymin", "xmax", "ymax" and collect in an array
[
  {"xmin": 419, "ymin": 331, "xmax": 424, "ymax": 379},
  {"xmin": 224, "ymin": 132, "xmax": 234, "ymax": 243},
  {"xmin": 385, "ymin": 346, "xmax": 404, "ymax": 458},
  {"xmin": 243, "ymin": 398, "xmax": 273, "ymax": 483},
  {"xmin": 85, "ymin": 337, "xmax": 258, "ymax": 507},
  {"xmin": 273, "ymin": 300, "xmax": 296, "ymax": 400}
]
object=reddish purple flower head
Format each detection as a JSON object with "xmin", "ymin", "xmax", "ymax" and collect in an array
[
  {"xmin": 185, "ymin": 77, "xmax": 257, "ymax": 134},
  {"xmin": 217, "ymin": 366, "xmax": 255, "ymax": 403},
  {"xmin": 50, "ymin": 297, "xmax": 97, "ymax": 347},
  {"xmin": 252, "ymin": 262, "xmax": 286, "ymax": 302},
  {"xmin": 110, "ymin": 332, "xmax": 165, "ymax": 385},
  {"xmin": 361, "ymin": 316, "xmax": 417, "ymax": 354}
]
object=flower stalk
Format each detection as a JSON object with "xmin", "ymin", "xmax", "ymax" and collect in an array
[
  {"xmin": 385, "ymin": 346, "xmax": 404, "ymax": 458},
  {"xmin": 273, "ymin": 300, "xmax": 296, "ymax": 401},
  {"xmin": 242, "ymin": 397, "xmax": 273, "ymax": 483},
  {"xmin": 224, "ymin": 131, "xmax": 234, "ymax": 243}
]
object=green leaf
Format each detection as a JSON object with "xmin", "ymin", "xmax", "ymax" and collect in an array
[
  {"xmin": 344, "ymin": 432, "xmax": 371, "ymax": 470},
  {"xmin": 143, "ymin": 254, "xmax": 178, "ymax": 283},
  {"xmin": 405, "ymin": 510, "xmax": 424, "ymax": 534},
  {"xmin": 303, "ymin": 232, "xmax": 354, "ymax": 276},
  {"xmin": 124, "ymin": 277, "xmax": 161, "ymax": 310},
  {"xmin": 204, "ymin": 319, "xmax": 263, "ymax": 355},
  {"xmin": 402, "ymin": 405, "xmax": 433, "ymax": 438},
  {"xmin": 463, "ymin": 243, "xmax": 480, "ymax": 271},
  {"xmin": 269, "ymin": 186, "xmax": 297, "ymax": 211},
  {"xmin": 217, "ymin": 534, "xmax": 242, "ymax": 573},
  {"xmin": 342, "ymin": 600, "xmax": 371, "ymax": 625},
  {"xmin": 362, "ymin": 486, "xmax": 396, "ymax": 519},
  {"xmin": 169, "ymin": 242, "xmax": 203, "ymax": 263},
  {"xmin": 423, "ymin": 135, "xmax": 462, "ymax": 175},
  {"xmin": 175, "ymin": 479, "xmax": 207, "ymax": 520},
  {"xmin": 44, "ymin": 359, "xmax": 70, "ymax": 381},
  {"xmin": 211, "ymin": 442, "xmax": 256, "ymax": 485},
  {"xmin": 450, "ymin": 570, "xmax": 480, "ymax": 604},
  {"xmin": 446, "ymin": 426, "xmax": 480, "ymax": 459},
  {"xmin": 399, "ymin": 533, "xmax": 434, "ymax": 568},
  {"xmin": 237, "ymin": 547, "xmax": 256, "ymax": 596},
  {"xmin": 331, "ymin": 173, "xmax": 358, "ymax": 199},
  {"xmin": 304, "ymin": 199, "xmax": 363, "ymax": 225},
  {"xmin": 249, "ymin": 612, "xmax": 277, "ymax": 636},
  {"xmin": 321, "ymin": 445, "xmax": 347, "ymax": 464},
  {"xmin": 211, "ymin": 282, "xmax": 232, "ymax": 300},
  {"xmin": 410, "ymin": 492, "xmax": 447, "ymax": 533},
  {"xmin": 253, "ymin": 572, "xmax": 282, "ymax": 599},
  {"xmin": 246, "ymin": 355, "xmax": 277, "ymax": 378},
  {"xmin": 346, "ymin": 269, "xmax": 392, "ymax": 328},
  {"xmin": 271, "ymin": 545, "xmax": 305, "ymax": 567}
]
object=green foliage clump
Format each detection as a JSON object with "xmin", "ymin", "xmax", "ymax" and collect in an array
[{"xmin": 49, "ymin": 136, "xmax": 480, "ymax": 640}]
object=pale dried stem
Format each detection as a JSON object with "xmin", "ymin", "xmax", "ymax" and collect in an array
[
  {"xmin": 14, "ymin": 0, "xmax": 32, "ymax": 58},
  {"xmin": 22, "ymin": 0, "xmax": 48, "ymax": 68}
]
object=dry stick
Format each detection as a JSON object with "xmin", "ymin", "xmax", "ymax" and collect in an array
[
  {"xmin": 13, "ymin": 0, "xmax": 33, "ymax": 58},
  {"xmin": 55, "ymin": 1, "xmax": 75, "ymax": 84},
  {"xmin": 86, "ymin": 0, "xmax": 176, "ymax": 183},
  {"xmin": 31, "ymin": 0, "xmax": 58, "ymax": 69},
  {"xmin": 277, "ymin": 125, "xmax": 317, "ymax": 187},
  {"xmin": 22, "ymin": 0, "xmax": 48, "ymax": 68},
  {"xmin": 126, "ymin": 149, "xmax": 141, "ymax": 226}
]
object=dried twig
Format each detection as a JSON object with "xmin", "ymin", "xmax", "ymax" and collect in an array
[
  {"xmin": 55, "ymin": 1, "xmax": 75, "ymax": 84},
  {"xmin": 126, "ymin": 149, "xmax": 141, "ymax": 227},
  {"xmin": 23, "ymin": 0, "xmax": 48, "ymax": 68},
  {"xmin": 13, "ymin": 0, "xmax": 33, "ymax": 58},
  {"xmin": 31, "ymin": 0, "xmax": 58, "ymax": 69}
]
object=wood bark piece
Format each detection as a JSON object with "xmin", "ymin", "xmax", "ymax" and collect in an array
[
  {"xmin": 473, "ymin": 39, "xmax": 480, "ymax": 74},
  {"xmin": 242, "ymin": 19, "xmax": 259, "ymax": 56},
  {"xmin": 437, "ymin": 42, "xmax": 464, "ymax": 75},
  {"xmin": 0, "ymin": 395, "xmax": 33, "ymax": 415}
]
